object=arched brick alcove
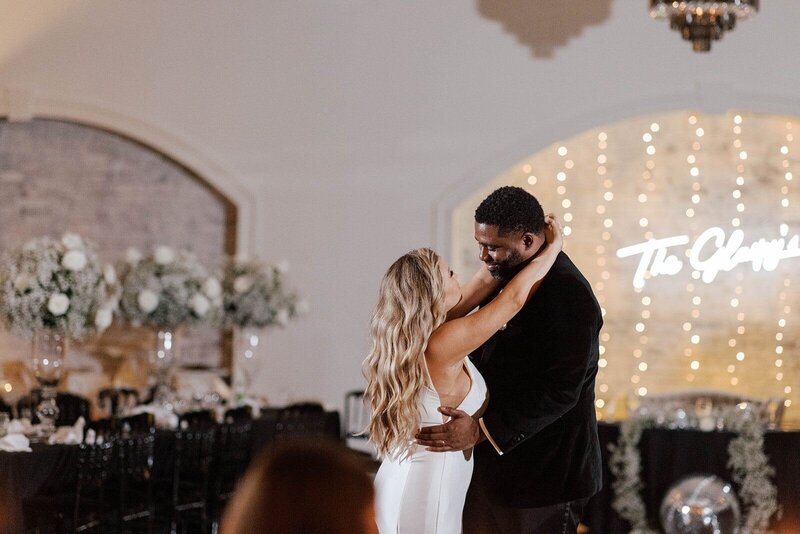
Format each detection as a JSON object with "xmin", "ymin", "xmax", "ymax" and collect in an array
[{"xmin": 0, "ymin": 117, "xmax": 238, "ymax": 398}]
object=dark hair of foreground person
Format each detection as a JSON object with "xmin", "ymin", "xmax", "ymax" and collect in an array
[{"xmin": 221, "ymin": 439, "xmax": 377, "ymax": 534}]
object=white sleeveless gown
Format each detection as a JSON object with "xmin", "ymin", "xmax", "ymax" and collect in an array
[{"xmin": 374, "ymin": 357, "xmax": 489, "ymax": 534}]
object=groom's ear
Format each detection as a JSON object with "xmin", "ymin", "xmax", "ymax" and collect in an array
[{"xmin": 521, "ymin": 232, "xmax": 536, "ymax": 250}]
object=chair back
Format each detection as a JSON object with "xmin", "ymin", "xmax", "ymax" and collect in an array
[
  {"xmin": 175, "ymin": 427, "xmax": 217, "ymax": 473},
  {"xmin": 75, "ymin": 439, "xmax": 116, "ymax": 525},
  {"xmin": 212, "ymin": 421, "xmax": 253, "ymax": 500},
  {"xmin": 178, "ymin": 409, "xmax": 217, "ymax": 429},
  {"xmin": 117, "ymin": 426, "xmax": 156, "ymax": 521},
  {"xmin": 223, "ymin": 405, "xmax": 253, "ymax": 423},
  {"xmin": 119, "ymin": 412, "xmax": 156, "ymax": 435},
  {"xmin": 98, "ymin": 387, "xmax": 140, "ymax": 417},
  {"xmin": 17, "ymin": 390, "xmax": 90, "ymax": 426},
  {"xmin": 86, "ymin": 417, "xmax": 117, "ymax": 442},
  {"xmin": 275, "ymin": 403, "xmax": 328, "ymax": 441}
]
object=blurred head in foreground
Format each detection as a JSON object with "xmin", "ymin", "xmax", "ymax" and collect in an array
[{"xmin": 221, "ymin": 439, "xmax": 377, "ymax": 534}]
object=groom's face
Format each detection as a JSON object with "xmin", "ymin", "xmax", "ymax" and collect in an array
[{"xmin": 474, "ymin": 223, "xmax": 541, "ymax": 281}]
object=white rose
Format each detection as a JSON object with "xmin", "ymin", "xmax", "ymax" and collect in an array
[
  {"xmin": 275, "ymin": 260, "xmax": 290, "ymax": 274},
  {"xmin": 233, "ymin": 275, "xmax": 254, "ymax": 294},
  {"xmin": 61, "ymin": 250, "xmax": 87, "ymax": 271},
  {"xmin": 103, "ymin": 264, "xmax": 117, "ymax": 285},
  {"xmin": 137, "ymin": 290, "xmax": 160, "ymax": 313},
  {"xmin": 47, "ymin": 293, "xmax": 70, "ymax": 316},
  {"xmin": 13, "ymin": 273, "xmax": 31, "ymax": 292},
  {"xmin": 61, "ymin": 233, "xmax": 84, "ymax": 250},
  {"xmin": 190, "ymin": 294, "xmax": 211, "ymax": 317},
  {"xmin": 94, "ymin": 308, "xmax": 113, "ymax": 331},
  {"xmin": 202, "ymin": 277, "xmax": 222, "ymax": 299},
  {"xmin": 126, "ymin": 247, "xmax": 143, "ymax": 265},
  {"xmin": 275, "ymin": 308, "xmax": 290, "ymax": 326},
  {"xmin": 296, "ymin": 299, "xmax": 309, "ymax": 315},
  {"xmin": 154, "ymin": 246, "xmax": 176, "ymax": 265}
]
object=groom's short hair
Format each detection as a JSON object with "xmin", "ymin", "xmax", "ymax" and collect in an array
[{"xmin": 475, "ymin": 186, "xmax": 546, "ymax": 236}]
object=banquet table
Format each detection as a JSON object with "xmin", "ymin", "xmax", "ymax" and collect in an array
[
  {"xmin": 0, "ymin": 407, "xmax": 340, "ymax": 534},
  {"xmin": 583, "ymin": 421, "xmax": 800, "ymax": 534}
]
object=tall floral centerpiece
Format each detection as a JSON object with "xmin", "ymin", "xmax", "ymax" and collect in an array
[
  {"xmin": 117, "ymin": 246, "xmax": 221, "ymax": 406},
  {"xmin": 0, "ymin": 233, "xmax": 118, "ymax": 436},
  {"xmin": 221, "ymin": 259, "xmax": 306, "ymax": 403}
]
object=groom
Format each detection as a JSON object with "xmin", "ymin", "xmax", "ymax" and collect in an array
[{"xmin": 417, "ymin": 186, "xmax": 603, "ymax": 533}]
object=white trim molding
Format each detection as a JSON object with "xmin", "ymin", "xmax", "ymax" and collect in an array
[{"xmin": 0, "ymin": 86, "xmax": 257, "ymax": 257}]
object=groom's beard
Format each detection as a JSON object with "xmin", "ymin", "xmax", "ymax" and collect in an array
[
  {"xmin": 491, "ymin": 249, "xmax": 526, "ymax": 282},
  {"xmin": 491, "ymin": 241, "xmax": 548, "ymax": 282}
]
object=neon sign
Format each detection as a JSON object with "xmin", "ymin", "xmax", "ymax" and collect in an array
[{"xmin": 616, "ymin": 226, "xmax": 800, "ymax": 288}]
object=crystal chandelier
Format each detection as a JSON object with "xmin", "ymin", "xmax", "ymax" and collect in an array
[{"xmin": 650, "ymin": 1, "xmax": 759, "ymax": 52}]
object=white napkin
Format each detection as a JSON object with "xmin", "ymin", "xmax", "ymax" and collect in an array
[
  {"xmin": 6, "ymin": 418, "xmax": 32, "ymax": 435},
  {"xmin": 0, "ymin": 433, "xmax": 32, "ymax": 452},
  {"xmin": 239, "ymin": 397, "xmax": 262, "ymax": 419},
  {"xmin": 48, "ymin": 416, "xmax": 86, "ymax": 445},
  {"xmin": 128, "ymin": 404, "xmax": 178, "ymax": 430}
]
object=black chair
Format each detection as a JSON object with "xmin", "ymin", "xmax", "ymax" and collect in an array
[
  {"xmin": 222, "ymin": 405, "xmax": 253, "ymax": 424},
  {"xmin": 274, "ymin": 402, "xmax": 329, "ymax": 441},
  {"xmin": 178, "ymin": 409, "xmax": 216, "ymax": 429},
  {"xmin": 119, "ymin": 412, "xmax": 157, "ymax": 435},
  {"xmin": 98, "ymin": 388, "xmax": 141, "ymax": 418},
  {"xmin": 85, "ymin": 417, "xmax": 117, "ymax": 443},
  {"xmin": 154, "ymin": 415, "xmax": 216, "ymax": 534},
  {"xmin": 23, "ymin": 440, "xmax": 116, "ymax": 532},
  {"xmin": 209, "ymin": 419, "xmax": 253, "ymax": 533},
  {"xmin": 17, "ymin": 390, "xmax": 90, "ymax": 426},
  {"xmin": 114, "ymin": 425, "xmax": 156, "ymax": 533}
]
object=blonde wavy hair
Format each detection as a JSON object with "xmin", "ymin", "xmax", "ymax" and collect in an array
[{"xmin": 363, "ymin": 248, "xmax": 448, "ymax": 457}]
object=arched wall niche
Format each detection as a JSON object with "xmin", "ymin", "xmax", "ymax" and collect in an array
[
  {"xmin": 449, "ymin": 108, "xmax": 800, "ymax": 427},
  {"xmin": 0, "ymin": 88, "xmax": 257, "ymax": 398}
]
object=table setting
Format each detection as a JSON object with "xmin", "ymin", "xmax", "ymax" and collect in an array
[
  {"xmin": 0, "ymin": 233, "xmax": 313, "ymax": 532},
  {"xmin": 583, "ymin": 391, "xmax": 800, "ymax": 534}
]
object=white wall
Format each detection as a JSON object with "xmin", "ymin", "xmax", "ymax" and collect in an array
[{"xmin": 1, "ymin": 0, "xmax": 798, "ymax": 410}]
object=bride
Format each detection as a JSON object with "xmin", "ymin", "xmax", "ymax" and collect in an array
[{"xmin": 364, "ymin": 214, "xmax": 563, "ymax": 533}]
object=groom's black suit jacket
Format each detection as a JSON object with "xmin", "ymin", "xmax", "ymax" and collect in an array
[{"xmin": 470, "ymin": 251, "xmax": 603, "ymax": 507}]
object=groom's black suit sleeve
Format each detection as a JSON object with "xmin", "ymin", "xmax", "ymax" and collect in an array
[{"xmin": 480, "ymin": 267, "xmax": 600, "ymax": 454}]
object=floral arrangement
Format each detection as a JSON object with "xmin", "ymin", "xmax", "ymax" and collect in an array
[
  {"xmin": 221, "ymin": 258, "xmax": 306, "ymax": 329},
  {"xmin": 117, "ymin": 245, "xmax": 222, "ymax": 328},
  {"xmin": 0, "ymin": 232, "xmax": 119, "ymax": 340},
  {"xmin": 608, "ymin": 404, "xmax": 780, "ymax": 533}
]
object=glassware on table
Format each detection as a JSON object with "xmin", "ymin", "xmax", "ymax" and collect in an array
[
  {"xmin": 31, "ymin": 330, "xmax": 66, "ymax": 440},
  {"xmin": 766, "ymin": 398, "xmax": 784, "ymax": 429},
  {"xmin": 692, "ymin": 397, "xmax": 716, "ymax": 431},
  {"xmin": 234, "ymin": 326, "xmax": 265, "ymax": 405},
  {"xmin": 149, "ymin": 328, "xmax": 179, "ymax": 409}
]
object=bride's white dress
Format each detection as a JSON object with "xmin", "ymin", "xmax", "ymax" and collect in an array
[{"xmin": 374, "ymin": 357, "xmax": 489, "ymax": 534}]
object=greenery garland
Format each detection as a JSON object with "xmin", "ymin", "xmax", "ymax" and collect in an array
[{"xmin": 608, "ymin": 408, "xmax": 780, "ymax": 534}]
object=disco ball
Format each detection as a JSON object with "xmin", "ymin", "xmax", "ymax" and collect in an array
[{"xmin": 660, "ymin": 475, "xmax": 741, "ymax": 534}]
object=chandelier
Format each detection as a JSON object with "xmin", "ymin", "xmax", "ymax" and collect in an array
[{"xmin": 650, "ymin": 1, "xmax": 759, "ymax": 52}]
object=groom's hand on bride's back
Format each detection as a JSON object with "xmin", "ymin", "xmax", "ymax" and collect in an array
[{"xmin": 415, "ymin": 406, "xmax": 483, "ymax": 452}]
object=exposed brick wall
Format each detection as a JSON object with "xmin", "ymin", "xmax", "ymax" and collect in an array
[{"xmin": 0, "ymin": 119, "xmax": 236, "ymax": 391}]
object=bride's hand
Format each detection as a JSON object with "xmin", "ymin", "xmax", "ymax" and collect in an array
[{"xmin": 544, "ymin": 213, "xmax": 563, "ymax": 251}]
